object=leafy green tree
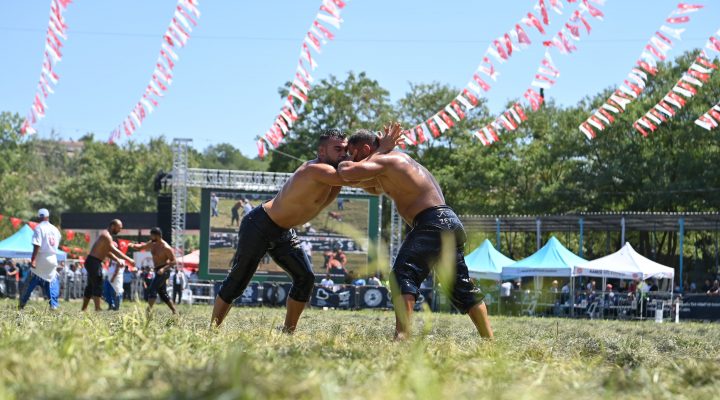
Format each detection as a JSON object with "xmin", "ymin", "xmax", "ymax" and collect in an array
[{"xmin": 268, "ymin": 72, "xmax": 396, "ymax": 172}]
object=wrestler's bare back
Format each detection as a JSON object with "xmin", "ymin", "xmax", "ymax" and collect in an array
[
  {"xmin": 265, "ymin": 160, "xmax": 341, "ymax": 229},
  {"xmin": 370, "ymin": 152, "xmax": 445, "ymax": 225}
]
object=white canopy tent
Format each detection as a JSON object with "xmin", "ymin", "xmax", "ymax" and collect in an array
[{"xmin": 573, "ymin": 242, "xmax": 674, "ymax": 281}]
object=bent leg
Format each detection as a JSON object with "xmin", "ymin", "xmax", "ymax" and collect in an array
[
  {"xmin": 467, "ymin": 302, "xmax": 493, "ymax": 339},
  {"xmin": 268, "ymin": 230, "xmax": 315, "ymax": 333},
  {"xmin": 450, "ymin": 247, "xmax": 493, "ymax": 338}
]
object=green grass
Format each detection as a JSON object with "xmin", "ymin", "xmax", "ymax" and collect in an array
[{"xmin": 1, "ymin": 299, "xmax": 719, "ymax": 399}]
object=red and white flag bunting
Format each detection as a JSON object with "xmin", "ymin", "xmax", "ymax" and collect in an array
[
  {"xmin": 400, "ymin": 0, "xmax": 605, "ymax": 147},
  {"xmin": 108, "ymin": 0, "xmax": 201, "ymax": 143},
  {"xmin": 20, "ymin": 0, "xmax": 73, "ymax": 135},
  {"xmin": 695, "ymin": 101, "xmax": 720, "ymax": 131},
  {"xmin": 474, "ymin": 2, "xmax": 606, "ymax": 146},
  {"xmin": 257, "ymin": 0, "xmax": 347, "ymax": 158},
  {"xmin": 634, "ymin": 29, "xmax": 720, "ymax": 137},
  {"xmin": 578, "ymin": 2, "xmax": 704, "ymax": 139}
]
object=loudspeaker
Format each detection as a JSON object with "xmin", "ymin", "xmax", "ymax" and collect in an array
[{"xmin": 157, "ymin": 194, "xmax": 172, "ymax": 244}]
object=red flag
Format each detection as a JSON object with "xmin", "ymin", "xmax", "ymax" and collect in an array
[
  {"xmin": 414, "ymin": 125, "xmax": 427, "ymax": 144},
  {"xmin": 84, "ymin": 233, "xmax": 91, "ymax": 243},
  {"xmin": 538, "ymin": 0, "xmax": 549, "ymax": 25},
  {"xmin": 524, "ymin": 12, "xmax": 545, "ymax": 35},
  {"xmin": 0, "ymin": 214, "xmax": 3, "ymax": 223},
  {"xmin": 10, "ymin": 217, "xmax": 22, "ymax": 229},
  {"xmin": 257, "ymin": 140, "xmax": 266, "ymax": 159},
  {"xmin": 61, "ymin": 246, "xmax": 70, "ymax": 253},
  {"xmin": 117, "ymin": 239, "xmax": 130, "ymax": 254},
  {"xmin": 666, "ymin": 16, "xmax": 690, "ymax": 24},
  {"xmin": 426, "ymin": 118, "xmax": 441, "ymax": 138},
  {"xmin": 28, "ymin": 221, "xmax": 38, "ymax": 230}
]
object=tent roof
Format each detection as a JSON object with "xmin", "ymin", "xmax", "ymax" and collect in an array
[
  {"xmin": 465, "ymin": 239, "xmax": 514, "ymax": 280},
  {"xmin": 502, "ymin": 236, "xmax": 585, "ymax": 277},
  {"xmin": 0, "ymin": 225, "xmax": 67, "ymax": 261},
  {"xmin": 179, "ymin": 249, "xmax": 199, "ymax": 269},
  {"xmin": 573, "ymin": 242, "xmax": 674, "ymax": 280}
]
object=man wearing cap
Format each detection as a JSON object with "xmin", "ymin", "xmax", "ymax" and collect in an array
[{"xmin": 19, "ymin": 209, "xmax": 62, "ymax": 310}]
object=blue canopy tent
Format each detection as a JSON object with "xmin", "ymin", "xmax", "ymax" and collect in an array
[
  {"xmin": 502, "ymin": 236, "xmax": 585, "ymax": 278},
  {"xmin": 0, "ymin": 225, "xmax": 67, "ymax": 261},
  {"xmin": 465, "ymin": 239, "xmax": 515, "ymax": 280}
]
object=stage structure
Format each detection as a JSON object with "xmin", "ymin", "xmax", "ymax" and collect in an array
[{"xmin": 169, "ymin": 140, "xmax": 391, "ymax": 281}]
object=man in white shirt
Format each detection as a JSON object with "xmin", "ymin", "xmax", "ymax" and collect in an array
[
  {"xmin": 171, "ymin": 267, "xmax": 187, "ymax": 304},
  {"xmin": 19, "ymin": 209, "xmax": 62, "ymax": 310},
  {"xmin": 103, "ymin": 259, "xmax": 125, "ymax": 310}
]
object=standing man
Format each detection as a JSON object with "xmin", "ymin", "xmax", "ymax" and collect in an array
[
  {"xmin": 19, "ymin": 209, "xmax": 62, "ymax": 310},
  {"xmin": 171, "ymin": 266, "xmax": 187, "ymax": 304},
  {"xmin": 81, "ymin": 220, "xmax": 135, "ymax": 311},
  {"xmin": 103, "ymin": 258, "xmax": 125, "ymax": 310},
  {"xmin": 338, "ymin": 127, "xmax": 493, "ymax": 339},
  {"xmin": 230, "ymin": 200, "xmax": 243, "ymax": 226},
  {"xmin": 210, "ymin": 193, "xmax": 219, "ymax": 217},
  {"xmin": 128, "ymin": 227, "xmax": 177, "ymax": 314},
  {"xmin": 242, "ymin": 198, "xmax": 253, "ymax": 218},
  {"xmin": 210, "ymin": 128, "xmax": 397, "ymax": 332}
]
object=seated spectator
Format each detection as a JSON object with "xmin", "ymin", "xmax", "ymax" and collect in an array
[
  {"xmin": 320, "ymin": 274, "xmax": 334, "ymax": 289},
  {"xmin": 702, "ymin": 279, "xmax": 712, "ymax": 293},
  {"xmin": 353, "ymin": 277, "xmax": 366, "ymax": 286},
  {"xmin": 707, "ymin": 280, "xmax": 720, "ymax": 296},
  {"xmin": 367, "ymin": 276, "xmax": 381, "ymax": 286}
]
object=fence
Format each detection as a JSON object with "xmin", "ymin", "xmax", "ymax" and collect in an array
[{"xmin": 6, "ymin": 275, "xmax": 717, "ymax": 321}]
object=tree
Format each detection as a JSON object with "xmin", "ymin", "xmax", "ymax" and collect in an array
[{"xmin": 268, "ymin": 72, "xmax": 396, "ymax": 172}]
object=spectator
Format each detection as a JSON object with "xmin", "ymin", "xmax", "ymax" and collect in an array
[
  {"xmin": 172, "ymin": 267, "xmax": 188, "ymax": 304},
  {"xmin": 353, "ymin": 276, "xmax": 366, "ymax": 286},
  {"xmin": 210, "ymin": 193, "xmax": 219, "ymax": 217},
  {"xmin": 0, "ymin": 260, "xmax": 7, "ymax": 296},
  {"xmin": 648, "ymin": 279, "xmax": 659, "ymax": 292},
  {"xmin": 367, "ymin": 275, "xmax": 381, "ymax": 286},
  {"xmin": 320, "ymin": 274, "xmax": 334, "ymax": 289},
  {"xmin": 301, "ymin": 240, "xmax": 313, "ymax": 261},
  {"xmin": 103, "ymin": 260, "xmax": 125, "ymax": 311},
  {"xmin": 123, "ymin": 267, "xmax": 133, "ymax": 300},
  {"xmin": 500, "ymin": 281, "xmax": 512, "ymax": 315},
  {"xmin": 707, "ymin": 280, "xmax": 720, "ymax": 296},
  {"xmin": 337, "ymin": 197, "xmax": 344, "ymax": 210},
  {"xmin": 74, "ymin": 264, "xmax": 84, "ymax": 297},
  {"xmin": 19, "ymin": 208, "xmax": 62, "ymax": 310},
  {"xmin": 242, "ymin": 199, "xmax": 253, "ymax": 217},
  {"xmin": 702, "ymin": 279, "xmax": 712, "ymax": 293},
  {"xmin": 689, "ymin": 281, "xmax": 697, "ymax": 293},
  {"xmin": 231, "ymin": 200, "xmax": 243, "ymax": 226},
  {"xmin": 550, "ymin": 280, "xmax": 560, "ymax": 293}
]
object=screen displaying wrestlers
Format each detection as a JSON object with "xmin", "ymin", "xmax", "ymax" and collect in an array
[
  {"xmin": 128, "ymin": 227, "xmax": 178, "ymax": 315},
  {"xmin": 210, "ymin": 128, "xmax": 399, "ymax": 333},
  {"xmin": 81, "ymin": 219, "xmax": 135, "ymax": 312},
  {"xmin": 338, "ymin": 124, "xmax": 494, "ymax": 340}
]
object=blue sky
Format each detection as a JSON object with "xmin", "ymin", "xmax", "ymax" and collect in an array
[{"xmin": 1, "ymin": 1, "xmax": 718, "ymax": 156}]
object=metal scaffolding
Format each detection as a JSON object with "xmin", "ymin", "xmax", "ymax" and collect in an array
[
  {"xmin": 171, "ymin": 138, "xmax": 192, "ymax": 270},
  {"xmin": 389, "ymin": 202, "xmax": 404, "ymax": 264}
]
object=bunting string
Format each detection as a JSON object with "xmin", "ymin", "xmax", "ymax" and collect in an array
[
  {"xmin": 633, "ymin": 28, "xmax": 720, "ymax": 136},
  {"xmin": 695, "ymin": 99, "xmax": 720, "ymax": 131},
  {"xmin": 20, "ymin": 0, "xmax": 73, "ymax": 135},
  {"xmin": 257, "ymin": 0, "xmax": 348, "ymax": 158},
  {"xmin": 578, "ymin": 2, "xmax": 704, "ymax": 139},
  {"xmin": 108, "ymin": 0, "xmax": 201, "ymax": 143},
  {"xmin": 400, "ymin": 0, "xmax": 599, "ymax": 147},
  {"xmin": 472, "ymin": 1, "xmax": 606, "ymax": 146}
]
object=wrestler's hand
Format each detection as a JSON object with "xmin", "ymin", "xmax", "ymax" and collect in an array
[{"xmin": 377, "ymin": 121, "xmax": 403, "ymax": 154}]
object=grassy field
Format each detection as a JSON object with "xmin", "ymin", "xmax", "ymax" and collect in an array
[{"xmin": 1, "ymin": 299, "xmax": 719, "ymax": 399}]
